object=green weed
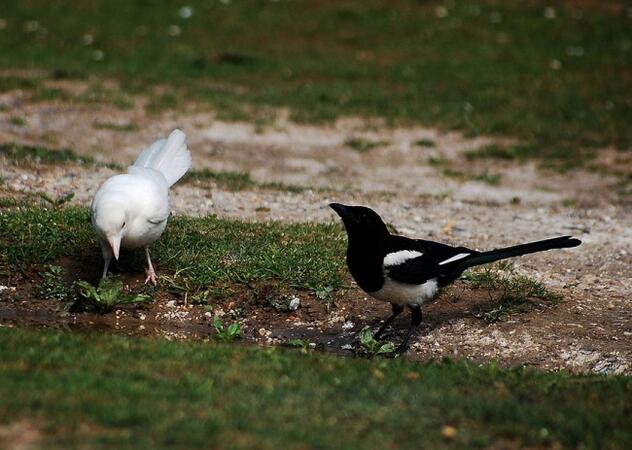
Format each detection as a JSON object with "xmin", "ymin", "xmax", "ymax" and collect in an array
[
  {"xmin": 73, "ymin": 277, "xmax": 152, "ymax": 313},
  {"xmin": 357, "ymin": 327, "xmax": 395, "ymax": 357},
  {"xmin": 212, "ymin": 315, "xmax": 241, "ymax": 342}
]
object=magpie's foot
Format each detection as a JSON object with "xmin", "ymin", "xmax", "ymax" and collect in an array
[{"xmin": 395, "ymin": 341, "xmax": 410, "ymax": 354}]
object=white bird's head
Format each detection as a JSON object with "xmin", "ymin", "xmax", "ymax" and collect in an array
[{"xmin": 93, "ymin": 200, "xmax": 128, "ymax": 260}]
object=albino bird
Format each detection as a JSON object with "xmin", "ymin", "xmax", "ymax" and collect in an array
[{"xmin": 91, "ymin": 129, "xmax": 192, "ymax": 284}]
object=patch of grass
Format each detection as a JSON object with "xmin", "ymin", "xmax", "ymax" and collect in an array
[
  {"xmin": 38, "ymin": 192, "xmax": 75, "ymax": 208},
  {"xmin": 0, "ymin": 327, "xmax": 630, "ymax": 449},
  {"xmin": 0, "ymin": 1, "xmax": 629, "ymax": 163},
  {"xmin": 185, "ymin": 168, "xmax": 308, "ymax": 193},
  {"xmin": 0, "ymin": 142, "xmax": 121, "ymax": 170},
  {"xmin": 462, "ymin": 265, "xmax": 561, "ymax": 322},
  {"xmin": 34, "ymin": 264, "xmax": 73, "ymax": 301},
  {"xmin": 0, "ymin": 206, "xmax": 347, "ymax": 291},
  {"xmin": 472, "ymin": 171, "xmax": 502, "ymax": 186},
  {"xmin": 432, "ymin": 160, "xmax": 501, "ymax": 185},
  {"xmin": 465, "ymin": 143, "xmax": 596, "ymax": 170},
  {"xmin": 415, "ymin": 138, "xmax": 436, "ymax": 147},
  {"xmin": 8, "ymin": 115, "xmax": 26, "ymax": 126},
  {"xmin": 184, "ymin": 168, "xmax": 255, "ymax": 191},
  {"xmin": 93, "ymin": 121, "xmax": 138, "ymax": 132},
  {"xmin": 0, "ymin": 76, "xmax": 39, "ymax": 93},
  {"xmin": 345, "ymin": 138, "xmax": 387, "ymax": 153},
  {"xmin": 0, "ymin": 142, "xmax": 94, "ymax": 166},
  {"xmin": 30, "ymin": 85, "xmax": 73, "ymax": 102}
]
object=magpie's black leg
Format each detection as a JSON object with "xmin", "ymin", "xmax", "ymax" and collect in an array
[
  {"xmin": 374, "ymin": 304, "xmax": 404, "ymax": 340},
  {"xmin": 396, "ymin": 305, "xmax": 422, "ymax": 354}
]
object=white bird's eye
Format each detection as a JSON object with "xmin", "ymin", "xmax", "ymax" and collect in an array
[{"xmin": 122, "ymin": 221, "xmax": 126, "ymax": 228}]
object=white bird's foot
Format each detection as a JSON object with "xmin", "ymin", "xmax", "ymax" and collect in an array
[{"xmin": 145, "ymin": 267, "xmax": 157, "ymax": 285}]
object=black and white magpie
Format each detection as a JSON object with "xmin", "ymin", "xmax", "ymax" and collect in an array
[{"xmin": 330, "ymin": 203, "xmax": 581, "ymax": 353}]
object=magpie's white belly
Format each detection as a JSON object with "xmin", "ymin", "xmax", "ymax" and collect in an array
[{"xmin": 369, "ymin": 277, "xmax": 439, "ymax": 306}]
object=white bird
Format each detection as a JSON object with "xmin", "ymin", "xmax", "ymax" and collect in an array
[{"xmin": 91, "ymin": 129, "xmax": 192, "ymax": 284}]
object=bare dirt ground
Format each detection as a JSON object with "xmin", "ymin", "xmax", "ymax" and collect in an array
[{"xmin": 1, "ymin": 86, "xmax": 630, "ymax": 374}]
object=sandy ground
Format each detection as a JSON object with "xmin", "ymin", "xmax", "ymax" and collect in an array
[{"xmin": 1, "ymin": 87, "xmax": 630, "ymax": 374}]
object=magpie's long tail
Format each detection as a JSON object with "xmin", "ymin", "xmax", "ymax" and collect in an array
[{"xmin": 458, "ymin": 236, "xmax": 581, "ymax": 270}]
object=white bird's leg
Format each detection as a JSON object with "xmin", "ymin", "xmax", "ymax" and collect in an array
[
  {"xmin": 144, "ymin": 247, "xmax": 157, "ymax": 285},
  {"xmin": 101, "ymin": 258, "xmax": 111, "ymax": 280},
  {"xmin": 99, "ymin": 238, "xmax": 113, "ymax": 280}
]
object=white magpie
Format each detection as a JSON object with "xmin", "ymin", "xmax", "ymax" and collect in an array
[
  {"xmin": 92, "ymin": 129, "xmax": 192, "ymax": 284},
  {"xmin": 330, "ymin": 203, "xmax": 581, "ymax": 353}
]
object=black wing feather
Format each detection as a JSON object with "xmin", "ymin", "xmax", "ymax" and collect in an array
[{"xmin": 385, "ymin": 235, "xmax": 477, "ymax": 285}]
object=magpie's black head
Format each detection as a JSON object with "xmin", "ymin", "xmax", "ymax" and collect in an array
[{"xmin": 329, "ymin": 203, "xmax": 389, "ymax": 241}]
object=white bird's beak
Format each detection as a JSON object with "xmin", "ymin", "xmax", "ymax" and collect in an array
[{"xmin": 107, "ymin": 234, "xmax": 121, "ymax": 260}]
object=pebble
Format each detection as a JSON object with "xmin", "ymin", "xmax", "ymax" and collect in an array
[{"xmin": 288, "ymin": 296, "xmax": 300, "ymax": 311}]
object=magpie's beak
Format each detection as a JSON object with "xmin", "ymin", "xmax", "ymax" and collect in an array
[
  {"xmin": 329, "ymin": 203, "xmax": 351, "ymax": 220},
  {"xmin": 107, "ymin": 234, "xmax": 121, "ymax": 260}
]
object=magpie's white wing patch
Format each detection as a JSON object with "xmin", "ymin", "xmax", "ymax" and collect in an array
[
  {"xmin": 438, "ymin": 252, "xmax": 471, "ymax": 265},
  {"xmin": 383, "ymin": 250, "xmax": 423, "ymax": 267}
]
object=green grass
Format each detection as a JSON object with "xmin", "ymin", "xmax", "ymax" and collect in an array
[
  {"xmin": 92, "ymin": 120, "xmax": 138, "ymax": 132},
  {"xmin": 0, "ymin": 327, "xmax": 629, "ymax": 449},
  {"xmin": 0, "ymin": 1, "xmax": 628, "ymax": 164},
  {"xmin": 0, "ymin": 142, "xmax": 96, "ymax": 166},
  {"xmin": 345, "ymin": 138, "xmax": 387, "ymax": 153},
  {"xmin": 429, "ymin": 158, "xmax": 502, "ymax": 185},
  {"xmin": 0, "ymin": 206, "xmax": 346, "ymax": 291},
  {"xmin": 8, "ymin": 115, "xmax": 26, "ymax": 126},
  {"xmin": 415, "ymin": 138, "xmax": 436, "ymax": 148},
  {"xmin": 185, "ymin": 168, "xmax": 308, "ymax": 193},
  {"xmin": 462, "ymin": 265, "xmax": 561, "ymax": 322},
  {"xmin": 184, "ymin": 169, "xmax": 256, "ymax": 191}
]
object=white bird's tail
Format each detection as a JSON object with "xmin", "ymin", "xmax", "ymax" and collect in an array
[{"xmin": 133, "ymin": 129, "xmax": 192, "ymax": 187}]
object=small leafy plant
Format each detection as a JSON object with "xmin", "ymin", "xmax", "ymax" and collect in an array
[
  {"xmin": 311, "ymin": 285, "xmax": 334, "ymax": 301},
  {"xmin": 35, "ymin": 265, "xmax": 73, "ymax": 301},
  {"xmin": 213, "ymin": 316, "xmax": 241, "ymax": 342},
  {"xmin": 357, "ymin": 327, "xmax": 395, "ymax": 357},
  {"xmin": 286, "ymin": 338, "xmax": 310, "ymax": 352},
  {"xmin": 72, "ymin": 278, "xmax": 152, "ymax": 313}
]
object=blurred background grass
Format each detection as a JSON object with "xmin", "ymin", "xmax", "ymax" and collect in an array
[{"xmin": 0, "ymin": 1, "xmax": 629, "ymax": 165}]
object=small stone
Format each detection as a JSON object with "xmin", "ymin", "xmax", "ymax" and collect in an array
[
  {"xmin": 441, "ymin": 425, "xmax": 457, "ymax": 439},
  {"xmin": 288, "ymin": 296, "xmax": 300, "ymax": 311},
  {"xmin": 342, "ymin": 321, "xmax": 355, "ymax": 331}
]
